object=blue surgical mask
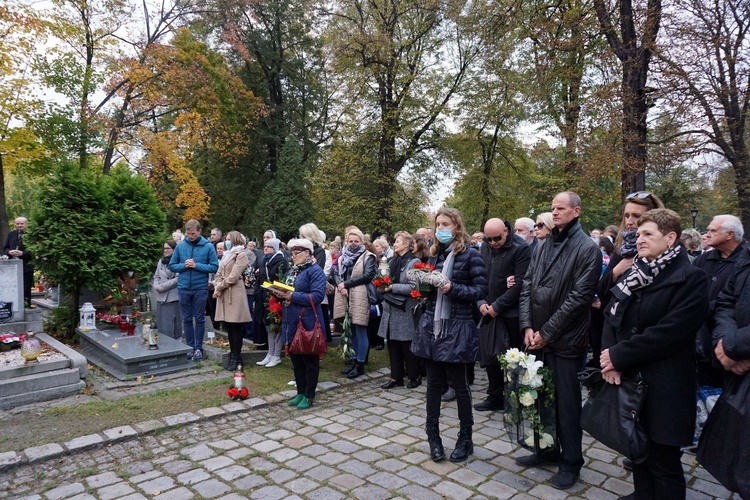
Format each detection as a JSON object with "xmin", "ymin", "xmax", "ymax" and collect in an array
[
  {"xmin": 224, "ymin": 241, "xmax": 232, "ymax": 250},
  {"xmin": 436, "ymin": 229, "xmax": 454, "ymax": 244}
]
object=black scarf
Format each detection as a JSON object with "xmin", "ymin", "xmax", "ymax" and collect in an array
[
  {"xmin": 608, "ymin": 244, "xmax": 681, "ymax": 327},
  {"xmin": 389, "ymin": 251, "xmax": 415, "ymax": 282},
  {"xmin": 619, "ymin": 229, "xmax": 638, "ymax": 258}
]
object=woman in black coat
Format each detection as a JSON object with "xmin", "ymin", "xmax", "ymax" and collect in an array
[
  {"xmin": 411, "ymin": 208, "xmax": 488, "ymax": 464},
  {"xmin": 600, "ymin": 209, "xmax": 709, "ymax": 499}
]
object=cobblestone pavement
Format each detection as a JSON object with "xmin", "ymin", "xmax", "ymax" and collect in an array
[{"xmin": 0, "ymin": 369, "xmax": 739, "ymax": 500}]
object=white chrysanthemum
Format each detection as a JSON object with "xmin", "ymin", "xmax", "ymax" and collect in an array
[{"xmin": 504, "ymin": 348, "xmax": 522, "ymax": 367}]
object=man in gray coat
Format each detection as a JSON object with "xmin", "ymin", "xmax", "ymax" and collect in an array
[{"xmin": 518, "ymin": 191, "xmax": 602, "ymax": 490}]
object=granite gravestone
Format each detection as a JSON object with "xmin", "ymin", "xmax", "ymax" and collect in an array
[{"xmin": 0, "ymin": 259, "xmax": 24, "ymax": 323}]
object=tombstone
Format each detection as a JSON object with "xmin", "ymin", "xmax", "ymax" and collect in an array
[{"xmin": 0, "ymin": 259, "xmax": 24, "ymax": 326}]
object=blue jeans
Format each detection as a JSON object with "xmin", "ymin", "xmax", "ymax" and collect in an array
[
  {"xmin": 179, "ymin": 288, "xmax": 208, "ymax": 351},
  {"xmin": 353, "ymin": 324, "xmax": 369, "ymax": 362}
]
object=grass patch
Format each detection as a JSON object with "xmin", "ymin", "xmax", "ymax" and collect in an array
[{"xmin": 0, "ymin": 348, "xmax": 388, "ymax": 454}]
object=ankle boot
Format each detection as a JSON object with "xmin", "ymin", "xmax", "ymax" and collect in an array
[
  {"xmin": 449, "ymin": 426, "xmax": 473, "ymax": 463},
  {"xmin": 341, "ymin": 358, "xmax": 356, "ymax": 374},
  {"xmin": 426, "ymin": 426, "xmax": 445, "ymax": 462},
  {"xmin": 227, "ymin": 355, "xmax": 239, "ymax": 371},
  {"xmin": 347, "ymin": 361, "xmax": 364, "ymax": 379}
]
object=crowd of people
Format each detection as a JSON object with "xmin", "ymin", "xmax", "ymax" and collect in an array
[{"xmin": 134, "ymin": 191, "xmax": 749, "ymax": 498}]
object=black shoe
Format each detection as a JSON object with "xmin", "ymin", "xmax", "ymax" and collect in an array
[
  {"xmin": 226, "ymin": 356, "xmax": 239, "ymax": 371},
  {"xmin": 515, "ymin": 454, "xmax": 559, "ymax": 468},
  {"xmin": 473, "ymin": 399, "xmax": 504, "ymax": 412},
  {"xmin": 341, "ymin": 358, "xmax": 356, "ymax": 374},
  {"xmin": 618, "ymin": 495, "xmax": 635, "ymax": 500},
  {"xmin": 374, "ymin": 345, "xmax": 384, "ymax": 350},
  {"xmin": 441, "ymin": 387, "xmax": 456, "ymax": 402},
  {"xmin": 449, "ymin": 427, "xmax": 473, "ymax": 463},
  {"xmin": 347, "ymin": 361, "xmax": 364, "ymax": 379},
  {"xmin": 381, "ymin": 379, "xmax": 403, "ymax": 389},
  {"xmin": 550, "ymin": 471, "xmax": 579, "ymax": 490},
  {"xmin": 407, "ymin": 377, "xmax": 422, "ymax": 389},
  {"xmin": 426, "ymin": 428, "xmax": 445, "ymax": 462},
  {"xmin": 622, "ymin": 458, "xmax": 633, "ymax": 470}
]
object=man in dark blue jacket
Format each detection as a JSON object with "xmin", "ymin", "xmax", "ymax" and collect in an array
[{"xmin": 169, "ymin": 219, "xmax": 219, "ymax": 361}]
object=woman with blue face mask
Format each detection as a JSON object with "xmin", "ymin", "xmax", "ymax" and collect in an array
[
  {"xmin": 333, "ymin": 228, "xmax": 378, "ymax": 379},
  {"xmin": 411, "ymin": 207, "xmax": 488, "ymax": 464}
]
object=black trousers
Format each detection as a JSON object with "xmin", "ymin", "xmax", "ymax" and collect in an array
[
  {"xmin": 23, "ymin": 270, "xmax": 33, "ymax": 307},
  {"xmin": 545, "ymin": 350, "xmax": 585, "ymax": 473},
  {"xmin": 425, "ymin": 360, "xmax": 473, "ymax": 431},
  {"xmin": 226, "ymin": 322, "xmax": 244, "ymax": 359},
  {"xmin": 387, "ymin": 339, "xmax": 420, "ymax": 382},
  {"xmin": 290, "ymin": 353, "xmax": 320, "ymax": 399},
  {"xmin": 632, "ymin": 440, "xmax": 686, "ymax": 499}
]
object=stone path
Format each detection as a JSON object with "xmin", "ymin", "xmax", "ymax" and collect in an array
[{"xmin": 0, "ymin": 369, "xmax": 739, "ymax": 499}]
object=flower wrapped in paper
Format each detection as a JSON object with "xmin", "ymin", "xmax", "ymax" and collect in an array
[{"xmin": 500, "ymin": 349, "xmax": 557, "ymax": 455}]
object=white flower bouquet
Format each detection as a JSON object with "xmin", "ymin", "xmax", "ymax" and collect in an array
[{"xmin": 500, "ymin": 348, "xmax": 557, "ymax": 454}]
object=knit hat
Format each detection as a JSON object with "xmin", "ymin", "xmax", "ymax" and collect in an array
[
  {"xmin": 265, "ymin": 238, "xmax": 280, "ymax": 253},
  {"xmin": 288, "ymin": 238, "xmax": 314, "ymax": 254}
]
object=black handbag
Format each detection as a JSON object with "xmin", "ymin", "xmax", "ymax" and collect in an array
[
  {"xmin": 366, "ymin": 281, "xmax": 383, "ymax": 305},
  {"xmin": 579, "ymin": 368, "xmax": 649, "ymax": 463},
  {"xmin": 383, "ymin": 292, "xmax": 407, "ymax": 310},
  {"xmin": 697, "ymin": 372, "xmax": 750, "ymax": 497}
]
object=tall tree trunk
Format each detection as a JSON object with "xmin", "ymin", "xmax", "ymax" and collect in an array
[
  {"xmin": 621, "ymin": 61, "xmax": 649, "ymax": 194},
  {"xmin": 0, "ymin": 154, "xmax": 9, "ymax": 247}
]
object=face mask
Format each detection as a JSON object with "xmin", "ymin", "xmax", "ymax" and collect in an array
[
  {"xmin": 436, "ymin": 229, "xmax": 454, "ymax": 244},
  {"xmin": 348, "ymin": 244, "xmax": 361, "ymax": 252},
  {"xmin": 224, "ymin": 241, "xmax": 232, "ymax": 250}
]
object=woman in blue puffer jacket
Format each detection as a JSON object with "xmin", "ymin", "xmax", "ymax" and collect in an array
[{"xmin": 412, "ymin": 207, "xmax": 487, "ymax": 464}]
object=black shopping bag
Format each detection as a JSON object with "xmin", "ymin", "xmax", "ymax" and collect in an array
[
  {"xmin": 696, "ymin": 372, "xmax": 750, "ymax": 498},
  {"xmin": 477, "ymin": 316, "xmax": 509, "ymax": 367}
]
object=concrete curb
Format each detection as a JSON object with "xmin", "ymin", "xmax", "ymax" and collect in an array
[{"xmin": 0, "ymin": 367, "xmax": 389, "ymax": 473}]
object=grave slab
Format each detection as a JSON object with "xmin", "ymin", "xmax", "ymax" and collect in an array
[{"xmin": 78, "ymin": 327, "xmax": 193, "ymax": 380}]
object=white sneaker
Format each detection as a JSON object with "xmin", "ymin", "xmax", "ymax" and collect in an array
[
  {"xmin": 265, "ymin": 356, "xmax": 281, "ymax": 368},
  {"xmin": 256, "ymin": 354, "xmax": 271, "ymax": 366},
  {"xmin": 287, "ymin": 379, "xmax": 297, "ymax": 386}
]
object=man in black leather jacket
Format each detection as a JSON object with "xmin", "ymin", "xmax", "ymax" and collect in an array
[{"xmin": 518, "ymin": 191, "xmax": 602, "ymax": 490}]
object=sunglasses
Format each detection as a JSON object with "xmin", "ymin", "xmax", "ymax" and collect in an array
[
  {"xmin": 485, "ymin": 235, "xmax": 504, "ymax": 242},
  {"xmin": 534, "ymin": 223, "xmax": 546, "ymax": 229},
  {"xmin": 626, "ymin": 191, "xmax": 653, "ymax": 200}
]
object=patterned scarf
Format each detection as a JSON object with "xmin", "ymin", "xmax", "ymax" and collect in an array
[
  {"xmin": 287, "ymin": 258, "xmax": 314, "ymax": 286},
  {"xmin": 608, "ymin": 244, "xmax": 681, "ymax": 327},
  {"xmin": 338, "ymin": 245, "xmax": 366, "ymax": 278}
]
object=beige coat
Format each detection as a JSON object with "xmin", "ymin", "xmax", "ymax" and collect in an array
[
  {"xmin": 333, "ymin": 251, "xmax": 374, "ymax": 326},
  {"xmin": 214, "ymin": 250, "xmax": 252, "ymax": 324}
]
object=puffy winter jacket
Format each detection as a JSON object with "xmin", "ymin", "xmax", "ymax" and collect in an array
[
  {"xmin": 281, "ymin": 264, "xmax": 327, "ymax": 345},
  {"xmin": 519, "ymin": 220, "xmax": 601, "ymax": 358},
  {"xmin": 168, "ymin": 236, "xmax": 219, "ymax": 290},
  {"xmin": 411, "ymin": 244, "xmax": 488, "ymax": 363}
]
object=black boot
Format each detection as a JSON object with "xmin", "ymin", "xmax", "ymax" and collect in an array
[
  {"xmin": 449, "ymin": 426, "xmax": 473, "ymax": 463},
  {"xmin": 347, "ymin": 361, "xmax": 364, "ymax": 379},
  {"xmin": 341, "ymin": 358, "xmax": 356, "ymax": 374},
  {"xmin": 227, "ymin": 355, "xmax": 240, "ymax": 371},
  {"xmin": 426, "ymin": 426, "xmax": 445, "ymax": 462}
]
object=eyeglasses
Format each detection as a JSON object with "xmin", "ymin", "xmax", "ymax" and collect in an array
[
  {"xmin": 534, "ymin": 223, "xmax": 546, "ymax": 229},
  {"xmin": 626, "ymin": 191, "xmax": 653, "ymax": 200},
  {"xmin": 485, "ymin": 235, "xmax": 503, "ymax": 242},
  {"xmin": 290, "ymin": 250, "xmax": 306, "ymax": 257}
]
